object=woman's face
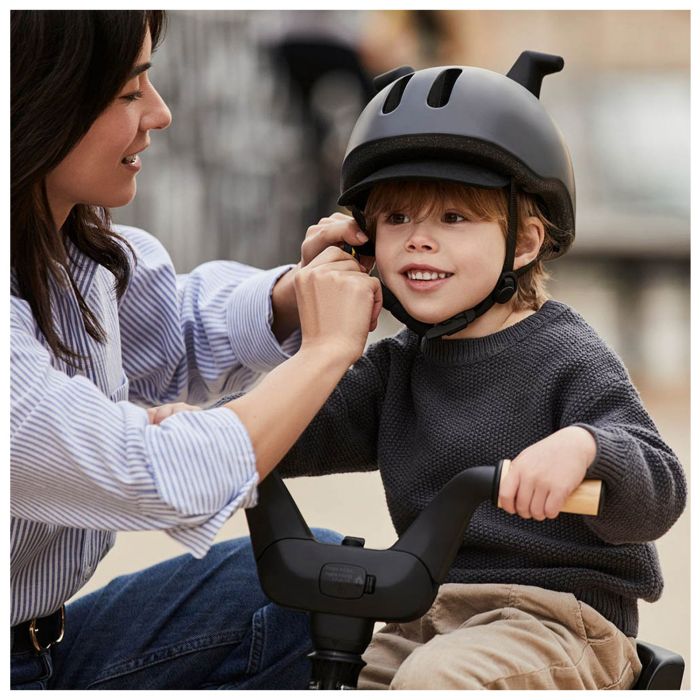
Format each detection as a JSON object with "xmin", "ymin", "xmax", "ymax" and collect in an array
[{"xmin": 45, "ymin": 29, "xmax": 171, "ymax": 227}]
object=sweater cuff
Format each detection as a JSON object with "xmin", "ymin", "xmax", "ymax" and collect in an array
[
  {"xmin": 226, "ymin": 264, "xmax": 298, "ymax": 373},
  {"xmin": 574, "ymin": 423, "xmax": 631, "ymax": 486}
]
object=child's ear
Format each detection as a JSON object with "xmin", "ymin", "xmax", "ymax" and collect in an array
[{"xmin": 514, "ymin": 217, "xmax": 545, "ymax": 269}]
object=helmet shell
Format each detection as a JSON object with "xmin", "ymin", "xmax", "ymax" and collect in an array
[{"xmin": 339, "ymin": 64, "xmax": 576, "ymax": 256}]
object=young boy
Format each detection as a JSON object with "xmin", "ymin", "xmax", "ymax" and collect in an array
[{"xmin": 270, "ymin": 53, "xmax": 687, "ymax": 689}]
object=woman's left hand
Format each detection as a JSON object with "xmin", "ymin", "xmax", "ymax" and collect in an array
[
  {"xmin": 300, "ymin": 212, "xmax": 374, "ymax": 271},
  {"xmin": 147, "ymin": 402, "xmax": 201, "ymax": 425},
  {"xmin": 271, "ymin": 212, "xmax": 375, "ymax": 342}
]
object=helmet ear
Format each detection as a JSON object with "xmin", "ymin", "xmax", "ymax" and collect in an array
[
  {"xmin": 372, "ymin": 65, "xmax": 415, "ymax": 94},
  {"xmin": 506, "ymin": 51, "xmax": 564, "ymax": 98}
]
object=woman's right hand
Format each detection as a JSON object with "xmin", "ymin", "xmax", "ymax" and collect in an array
[{"xmin": 294, "ymin": 246, "xmax": 382, "ymax": 365}]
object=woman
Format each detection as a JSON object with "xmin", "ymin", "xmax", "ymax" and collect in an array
[{"xmin": 10, "ymin": 10, "xmax": 380, "ymax": 690}]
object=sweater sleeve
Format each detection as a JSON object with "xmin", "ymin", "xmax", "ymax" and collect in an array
[
  {"xmin": 559, "ymin": 371, "xmax": 687, "ymax": 545},
  {"xmin": 273, "ymin": 339, "xmax": 393, "ymax": 478}
]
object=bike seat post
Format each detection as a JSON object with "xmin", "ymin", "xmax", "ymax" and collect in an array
[{"xmin": 308, "ymin": 613, "xmax": 375, "ymax": 689}]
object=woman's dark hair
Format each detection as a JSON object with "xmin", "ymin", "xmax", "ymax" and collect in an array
[{"xmin": 11, "ymin": 10, "xmax": 166, "ymax": 364}]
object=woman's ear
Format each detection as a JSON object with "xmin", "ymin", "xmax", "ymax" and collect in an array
[{"xmin": 514, "ymin": 216, "xmax": 545, "ymax": 269}]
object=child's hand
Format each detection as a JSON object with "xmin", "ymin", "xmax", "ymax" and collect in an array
[
  {"xmin": 147, "ymin": 402, "xmax": 201, "ymax": 425},
  {"xmin": 498, "ymin": 426, "xmax": 597, "ymax": 520}
]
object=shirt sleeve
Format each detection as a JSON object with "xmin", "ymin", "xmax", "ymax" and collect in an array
[
  {"xmin": 558, "ymin": 361, "xmax": 687, "ymax": 545},
  {"xmin": 272, "ymin": 338, "xmax": 393, "ymax": 478},
  {"xmin": 11, "ymin": 298, "xmax": 260, "ymax": 558},
  {"xmin": 115, "ymin": 225, "xmax": 301, "ymax": 406}
]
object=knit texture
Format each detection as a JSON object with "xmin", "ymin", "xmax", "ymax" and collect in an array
[{"xmin": 276, "ymin": 300, "xmax": 687, "ymax": 637}]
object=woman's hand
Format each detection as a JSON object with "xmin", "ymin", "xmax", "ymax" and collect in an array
[
  {"xmin": 271, "ymin": 212, "xmax": 374, "ymax": 341},
  {"xmin": 294, "ymin": 245, "xmax": 382, "ymax": 365},
  {"xmin": 147, "ymin": 402, "xmax": 201, "ymax": 425},
  {"xmin": 498, "ymin": 426, "xmax": 597, "ymax": 520},
  {"xmin": 300, "ymin": 212, "xmax": 375, "ymax": 271},
  {"xmin": 225, "ymin": 244, "xmax": 382, "ymax": 481}
]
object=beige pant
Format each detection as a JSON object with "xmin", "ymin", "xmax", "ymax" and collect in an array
[{"xmin": 357, "ymin": 583, "xmax": 642, "ymax": 690}]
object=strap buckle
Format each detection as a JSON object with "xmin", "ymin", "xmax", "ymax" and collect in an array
[{"xmin": 28, "ymin": 605, "xmax": 65, "ymax": 652}]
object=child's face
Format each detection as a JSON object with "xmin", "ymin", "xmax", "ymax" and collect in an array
[{"xmin": 374, "ymin": 195, "xmax": 506, "ymax": 325}]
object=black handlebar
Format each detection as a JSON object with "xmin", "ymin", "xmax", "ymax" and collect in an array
[
  {"xmin": 245, "ymin": 464, "xmax": 498, "ymax": 623},
  {"xmin": 244, "ymin": 464, "xmax": 507, "ymax": 688},
  {"xmin": 244, "ymin": 461, "xmax": 602, "ymax": 689}
]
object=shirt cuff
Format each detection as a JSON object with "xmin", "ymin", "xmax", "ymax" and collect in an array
[
  {"xmin": 227, "ymin": 264, "xmax": 299, "ymax": 373},
  {"xmin": 144, "ymin": 406, "xmax": 260, "ymax": 558}
]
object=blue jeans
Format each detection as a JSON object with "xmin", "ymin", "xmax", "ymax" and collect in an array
[{"xmin": 11, "ymin": 529, "xmax": 343, "ymax": 690}]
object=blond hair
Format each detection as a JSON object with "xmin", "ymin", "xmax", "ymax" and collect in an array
[{"xmin": 363, "ymin": 180, "xmax": 560, "ymax": 311}]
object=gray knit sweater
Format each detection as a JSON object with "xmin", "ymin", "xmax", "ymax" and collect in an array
[{"xmin": 275, "ymin": 300, "xmax": 687, "ymax": 637}]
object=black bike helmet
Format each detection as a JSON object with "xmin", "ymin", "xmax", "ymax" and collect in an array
[{"xmin": 338, "ymin": 51, "xmax": 575, "ymax": 339}]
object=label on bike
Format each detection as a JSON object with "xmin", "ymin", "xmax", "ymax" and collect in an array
[{"xmin": 319, "ymin": 563, "xmax": 368, "ymax": 599}]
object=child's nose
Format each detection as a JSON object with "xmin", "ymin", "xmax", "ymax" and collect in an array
[{"xmin": 405, "ymin": 228, "xmax": 437, "ymax": 252}]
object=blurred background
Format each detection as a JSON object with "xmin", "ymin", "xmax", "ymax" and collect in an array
[{"xmin": 82, "ymin": 9, "xmax": 690, "ymax": 688}]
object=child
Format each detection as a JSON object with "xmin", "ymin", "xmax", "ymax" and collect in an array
[{"xmin": 270, "ymin": 52, "xmax": 687, "ymax": 689}]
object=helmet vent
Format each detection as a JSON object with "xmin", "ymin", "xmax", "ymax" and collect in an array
[
  {"xmin": 382, "ymin": 73, "xmax": 413, "ymax": 114},
  {"xmin": 427, "ymin": 68, "xmax": 462, "ymax": 108}
]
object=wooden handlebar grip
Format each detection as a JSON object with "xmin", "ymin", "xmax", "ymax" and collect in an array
[{"xmin": 497, "ymin": 459, "xmax": 604, "ymax": 517}]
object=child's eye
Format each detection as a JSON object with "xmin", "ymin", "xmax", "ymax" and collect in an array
[
  {"xmin": 443, "ymin": 211, "xmax": 467, "ymax": 224},
  {"xmin": 386, "ymin": 212, "xmax": 410, "ymax": 225},
  {"xmin": 120, "ymin": 90, "xmax": 144, "ymax": 103}
]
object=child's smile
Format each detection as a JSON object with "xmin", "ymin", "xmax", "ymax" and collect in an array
[{"xmin": 400, "ymin": 263, "xmax": 454, "ymax": 292}]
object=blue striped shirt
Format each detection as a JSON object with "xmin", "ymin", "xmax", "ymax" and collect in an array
[{"xmin": 10, "ymin": 225, "xmax": 300, "ymax": 624}]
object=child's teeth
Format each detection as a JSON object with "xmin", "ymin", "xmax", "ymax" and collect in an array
[{"xmin": 408, "ymin": 270, "xmax": 449, "ymax": 280}]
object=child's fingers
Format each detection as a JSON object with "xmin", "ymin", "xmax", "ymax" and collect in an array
[
  {"xmin": 543, "ymin": 488, "xmax": 567, "ymax": 519},
  {"xmin": 514, "ymin": 476, "xmax": 535, "ymax": 519},
  {"xmin": 529, "ymin": 487, "xmax": 549, "ymax": 521},
  {"xmin": 498, "ymin": 470, "xmax": 520, "ymax": 514}
]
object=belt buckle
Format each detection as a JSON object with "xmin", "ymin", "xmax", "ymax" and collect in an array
[{"xmin": 28, "ymin": 605, "xmax": 65, "ymax": 653}]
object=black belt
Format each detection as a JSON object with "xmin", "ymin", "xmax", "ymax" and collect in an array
[{"xmin": 11, "ymin": 606, "xmax": 65, "ymax": 654}]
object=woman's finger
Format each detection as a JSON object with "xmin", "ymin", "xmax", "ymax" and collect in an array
[
  {"xmin": 148, "ymin": 402, "xmax": 200, "ymax": 426},
  {"xmin": 369, "ymin": 276, "xmax": 383, "ymax": 331},
  {"xmin": 301, "ymin": 219, "xmax": 369, "ymax": 266},
  {"xmin": 303, "ymin": 245, "xmax": 361, "ymax": 271}
]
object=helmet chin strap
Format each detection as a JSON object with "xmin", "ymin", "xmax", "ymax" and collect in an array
[{"xmin": 352, "ymin": 180, "xmax": 537, "ymax": 340}]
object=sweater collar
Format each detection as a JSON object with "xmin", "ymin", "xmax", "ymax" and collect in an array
[{"xmin": 419, "ymin": 300, "xmax": 567, "ymax": 365}]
